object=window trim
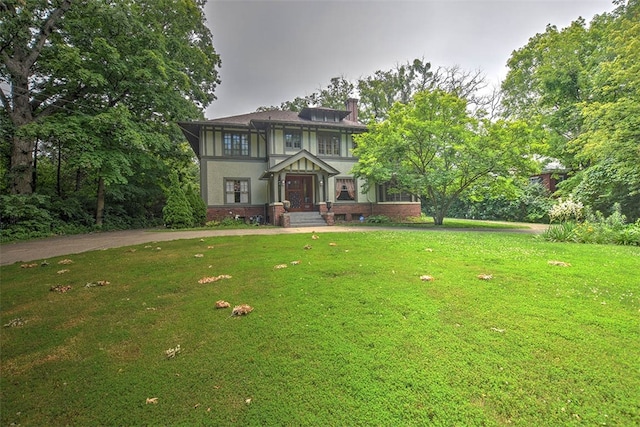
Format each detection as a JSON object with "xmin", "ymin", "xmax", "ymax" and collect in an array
[
  {"xmin": 335, "ymin": 177, "xmax": 356, "ymax": 201},
  {"xmin": 378, "ymin": 181, "xmax": 413, "ymax": 202},
  {"xmin": 317, "ymin": 132, "xmax": 341, "ymax": 156},
  {"xmin": 224, "ymin": 178, "xmax": 250, "ymax": 204},
  {"xmin": 284, "ymin": 130, "xmax": 302, "ymax": 150},
  {"xmin": 223, "ymin": 132, "xmax": 250, "ymax": 157}
]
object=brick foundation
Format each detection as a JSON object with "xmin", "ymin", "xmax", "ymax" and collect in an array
[
  {"xmin": 207, "ymin": 202, "xmax": 420, "ymax": 226},
  {"xmin": 329, "ymin": 202, "xmax": 421, "ymax": 222}
]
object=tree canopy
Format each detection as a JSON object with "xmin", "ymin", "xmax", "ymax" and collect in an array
[
  {"xmin": 1, "ymin": 0, "xmax": 220, "ymax": 227},
  {"xmin": 501, "ymin": 0, "xmax": 639, "ymax": 220},
  {"xmin": 353, "ymin": 90, "xmax": 536, "ymax": 225}
]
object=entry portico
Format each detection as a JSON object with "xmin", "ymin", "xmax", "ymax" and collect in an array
[{"xmin": 260, "ymin": 149, "xmax": 339, "ymax": 212}]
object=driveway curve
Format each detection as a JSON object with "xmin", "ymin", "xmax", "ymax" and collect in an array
[{"xmin": 0, "ymin": 223, "xmax": 548, "ymax": 266}]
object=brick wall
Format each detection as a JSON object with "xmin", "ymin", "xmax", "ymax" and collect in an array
[
  {"xmin": 208, "ymin": 202, "xmax": 421, "ymax": 226},
  {"xmin": 328, "ymin": 202, "xmax": 421, "ymax": 221}
]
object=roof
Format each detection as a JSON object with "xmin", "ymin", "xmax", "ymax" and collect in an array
[
  {"xmin": 259, "ymin": 149, "xmax": 340, "ymax": 179},
  {"xmin": 178, "ymin": 107, "xmax": 367, "ymax": 157},
  {"xmin": 179, "ymin": 109, "xmax": 367, "ymax": 130}
]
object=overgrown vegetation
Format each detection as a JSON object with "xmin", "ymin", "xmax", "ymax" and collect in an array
[
  {"xmin": 542, "ymin": 202, "xmax": 640, "ymax": 245},
  {"xmin": 2, "ymin": 232, "xmax": 638, "ymax": 425}
]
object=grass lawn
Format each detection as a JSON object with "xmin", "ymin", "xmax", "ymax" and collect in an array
[{"xmin": 1, "ymin": 231, "xmax": 638, "ymax": 426}]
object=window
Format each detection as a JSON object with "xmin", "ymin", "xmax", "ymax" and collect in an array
[
  {"xmin": 318, "ymin": 133, "xmax": 340, "ymax": 156},
  {"xmin": 223, "ymin": 133, "xmax": 249, "ymax": 156},
  {"xmin": 335, "ymin": 178, "xmax": 356, "ymax": 201},
  {"xmin": 225, "ymin": 179, "xmax": 249, "ymax": 204},
  {"xmin": 378, "ymin": 182, "xmax": 413, "ymax": 202},
  {"xmin": 285, "ymin": 131, "xmax": 302, "ymax": 150}
]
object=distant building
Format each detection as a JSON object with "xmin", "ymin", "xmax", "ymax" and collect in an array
[
  {"xmin": 530, "ymin": 158, "xmax": 569, "ymax": 193},
  {"xmin": 178, "ymin": 99, "xmax": 420, "ymax": 226}
]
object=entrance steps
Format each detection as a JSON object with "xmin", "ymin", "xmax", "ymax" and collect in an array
[{"xmin": 287, "ymin": 212, "xmax": 327, "ymax": 227}]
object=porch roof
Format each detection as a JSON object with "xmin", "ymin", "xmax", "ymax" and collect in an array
[{"xmin": 260, "ymin": 149, "xmax": 340, "ymax": 179}]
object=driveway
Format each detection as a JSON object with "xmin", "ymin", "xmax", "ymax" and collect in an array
[{"xmin": 0, "ymin": 223, "xmax": 548, "ymax": 266}]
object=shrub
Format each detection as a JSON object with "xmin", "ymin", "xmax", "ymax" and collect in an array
[
  {"xmin": 541, "ymin": 222, "xmax": 577, "ymax": 242},
  {"xmin": 549, "ymin": 198, "xmax": 584, "ymax": 223},
  {"xmin": 365, "ymin": 215, "xmax": 391, "ymax": 224},
  {"xmin": 0, "ymin": 194, "xmax": 54, "ymax": 241},
  {"xmin": 162, "ymin": 174, "xmax": 193, "ymax": 229},
  {"xmin": 186, "ymin": 190, "xmax": 207, "ymax": 227},
  {"xmin": 542, "ymin": 204, "xmax": 639, "ymax": 246}
]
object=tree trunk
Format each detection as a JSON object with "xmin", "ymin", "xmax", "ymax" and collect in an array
[
  {"xmin": 433, "ymin": 212, "xmax": 445, "ymax": 226},
  {"xmin": 9, "ymin": 134, "xmax": 35, "ymax": 194},
  {"xmin": 96, "ymin": 176, "xmax": 105, "ymax": 227}
]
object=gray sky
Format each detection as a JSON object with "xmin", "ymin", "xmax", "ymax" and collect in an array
[{"xmin": 204, "ymin": 0, "xmax": 615, "ymax": 119}]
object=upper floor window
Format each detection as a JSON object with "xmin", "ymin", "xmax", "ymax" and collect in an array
[
  {"xmin": 223, "ymin": 133, "xmax": 249, "ymax": 156},
  {"xmin": 318, "ymin": 133, "xmax": 340, "ymax": 156},
  {"xmin": 285, "ymin": 131, "xmax": 302, "ymax": 150},
  {"xmin": 225, "ymin": 179, "xmax": 249, "ymax": 204}
]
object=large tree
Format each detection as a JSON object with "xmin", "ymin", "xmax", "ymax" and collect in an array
[
  {"xmin": 502, "ymin": 0, "xmax": 639, "ymax": 219},
  {"xmin": 1, "ymin": 0, "xmax": 220, "ymax": 202},
  {"xmin": 352, "ymin": 90, "xmax": 536, "ymax": 225}
]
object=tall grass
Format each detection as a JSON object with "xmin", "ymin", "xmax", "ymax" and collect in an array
[{"xmin": 1, "ymin": 231, "xmax": 639, "ymax": 426}]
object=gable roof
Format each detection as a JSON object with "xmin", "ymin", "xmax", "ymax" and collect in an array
[{"xmin": 260, "ymin": 149, "xmax": 340, "ymax": 179}]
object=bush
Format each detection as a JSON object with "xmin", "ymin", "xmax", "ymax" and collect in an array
[
  {"xmin": 542, "ymin": 204, "xmax": 639, "ymax": 246},
  {"xmin": 162, "ymin": 174, "xmax": 193, "ymax": 229},
  {"xmin": 549, "ymin": 198, "xmax": 584, "ymax": 223},
  {"xmin": 365, "ymin": 215, "xmax": 391, "ymax": 224},
  {"xmin": 186, "ymin": 190, "xmax": 207, "ymax": 227},
  {"xmin": 0, "ymin": 194, "xmax": 54, "ymax": 241}
]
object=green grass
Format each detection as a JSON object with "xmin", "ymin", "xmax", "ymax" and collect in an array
[
  {"xmin": 346, "ymin": 216, "xmax": 531, "ymax": 230},
  {"xmin": 1, "ymin": 231, "xmax": 638, "ymax": 426}
]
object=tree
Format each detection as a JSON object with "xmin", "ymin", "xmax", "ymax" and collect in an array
[
  {"xmin": 1, "ymin": 0, "xmax": 220, "ymax": 202},
  {"xmin": 162, "ymin": 172, "xmax": 193, "ymax": 229},
  {"xmin": 501, "ymin": 0, "xmax": 640, "ymax": 220},
  {"xmin": 353, "ymin": 90, "xmax": 536, "ymax": 225}
]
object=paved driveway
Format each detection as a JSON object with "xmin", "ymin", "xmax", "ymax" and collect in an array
[{"xmin": 0, "ymin": 223, "xmax": 547, "ymax": 266}]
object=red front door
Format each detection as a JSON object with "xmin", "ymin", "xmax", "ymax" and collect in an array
[{"xmin": 285, "ymin": 175, "xmax": 314, "ymax": 212}]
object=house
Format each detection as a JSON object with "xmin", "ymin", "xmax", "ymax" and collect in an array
[
  {"xmin": 529, "ymin": 158, "xmax": 569, "ymax": 194},
  {"xmin": 178, "ymin": 99, "xmax": 421, "ymax": 226}
]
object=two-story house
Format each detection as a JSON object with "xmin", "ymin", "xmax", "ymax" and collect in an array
[{"xmin": 178, "ymin": 99, "xmax": 421, "ymax": 226}]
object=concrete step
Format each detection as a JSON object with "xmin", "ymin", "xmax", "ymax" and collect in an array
[{"xmin": 287, "ymin": 212, "xmax": 327, "ymax": 227}]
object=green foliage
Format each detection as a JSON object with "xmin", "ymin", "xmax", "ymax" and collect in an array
[
  {"xmin": 186, "ymin": 189, "xmax": 207, "ymax": 227},
  {"xmin": 353, "ymin": 89, "xmax": 536, "ymax": 225},
  {"xmin": 450, "ymin": 181, "xmax": 553, "ymax": 223},
  {"xmin": 502, "ymin": 1, "xmax": 640, "ymax": 221},
  {"xmin": 162, "ymin": 173, "xmax": 193, "ymax": 229},
  {"xmin": 2, "ymin": 0, "xmax": 220, "ymax": 230},
  {"xmin": 1, "ymin": 232, "xmax": 638, "ymax": 425},
  {"xmin": 365, "ymin": 215, "xmax": 391, "ymax": 224},
  {"xmin": 542, "ymin": 204, "xmax": 639, "ymax": 246},
  {"xmin": 0, "ymin": 194, "xmax": 54, "ymax": 240}
]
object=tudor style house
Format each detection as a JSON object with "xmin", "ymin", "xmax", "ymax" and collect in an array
[{"xmin": 179, "ymin": 99, "xmax": 420, "ymax": 226}]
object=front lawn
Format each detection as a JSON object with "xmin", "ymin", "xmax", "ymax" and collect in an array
[{"xmin": 1, "ymin": 231, "xmax": 638, "ymax": 426}]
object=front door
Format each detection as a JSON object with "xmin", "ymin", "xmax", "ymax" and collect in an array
[{"xmin": 285, "ymin": 175, "xmax": 314, "ymax": 212}]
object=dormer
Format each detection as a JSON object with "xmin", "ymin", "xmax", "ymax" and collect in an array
[{"xmin": 298, "ymin": 107, "xmax": 350, "ymax": 123}]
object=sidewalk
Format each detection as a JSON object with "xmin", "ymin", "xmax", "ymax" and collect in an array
[{"xmin": 0, "ymin": 223, "xmax": 547, "ymax": 266}]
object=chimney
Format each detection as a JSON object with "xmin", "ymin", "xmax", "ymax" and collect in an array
[{"xmin": 345, "ymin": 98, "xmax": 359, "ymax": 123}]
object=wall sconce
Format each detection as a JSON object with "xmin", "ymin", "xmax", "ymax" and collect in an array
[{"xmin": 320, "ymin": 179, "xmax": 324, "ymax": 186}]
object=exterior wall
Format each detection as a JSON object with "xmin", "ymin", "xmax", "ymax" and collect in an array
[
  {"xmin": 201, "ymin": 125, "xmax": 266, "ymax": 159},
  {"xmin": 202, "ymin": 160, "xmax": 268, "ymax": 206},
  {"xmin": 324, "ymin": 202, "xmax": 421, "ymax": 222},
  {"xmin": 206, "ymin": 206, "xmax": 267, "ymax": 223}
]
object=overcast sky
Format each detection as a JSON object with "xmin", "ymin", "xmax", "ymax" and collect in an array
[{"xmin": 203, "ymin": 0, "xmax": 615, "ymax": 119}]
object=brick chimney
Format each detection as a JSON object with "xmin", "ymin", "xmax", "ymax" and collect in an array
[{"xmin": 345, "ymin": 98, "xmax": 359, "ymax": 123}]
